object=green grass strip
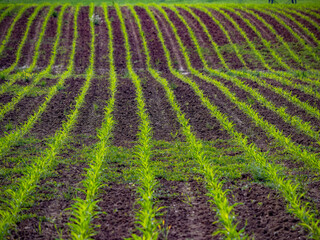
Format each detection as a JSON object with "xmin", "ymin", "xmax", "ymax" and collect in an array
[
  {"xmin": 0, "ymin": 5, "xmax": 96, "ymax": 238},
  {"xmin": 136, "ymin": 5, "xmax": 247, "ymax": 239},
  {"xmin": 0, "ymin": 5, "xmax": 67, "ymax": 96},
  {"xmin": 67, "ymin": 4, "xmax": 107, "ymax": 240},
  {"xmin": 0, "ymin": 5, "xmax": 28, "ymax": 55},
  {"xmin": 254, "ymin": 6, "xmax": 319, "ymax": 63},
  {"xmin": 117, "ymin": 5, "xmax": 162, "ymax": 239},
  {"xmin": 161, "ymin": 4, "xmax": 320, "ymax": 172},
  {"xmin": 0, "ymin": 5, "xmax": 68, "ymax": 159},
  {"xmin": 151, "ymin": 5, "xmax": 320, "ymax": 238},
  {"xmin": 1, "ymin": 4, "xmax": 44, "ymax": 74}
]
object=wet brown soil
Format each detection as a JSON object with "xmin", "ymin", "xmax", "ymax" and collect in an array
[
  {"xmin": 177, "ymin": 7, "xmax": 223, "ymax": 69},
  {"xmin": 162, "ymin": 72, "xmax": 230, "ymax": 142},
  {"xmin": 93, "ymin": 183, "xmax": 136, "ymax": 240},
  {"xmin": 153, "ymin": 8, "xmax": 188, "ymax": 71},
  {"xmin": 0, "ymin": 93, "xmax": 14, "ymax": 106},
  {"xmin": 0, "ymin": 9, "xmax": 16, "ymax": 45},
  {"xmin": 53, "ymin": 7, "xmax": 74, "ymax": 74},
  {"xmin": 157, "ymin": 179, "xmax": 218, "ymax": 239},
  {"xmin": 0, "ymin": 7, "xmax": 35, "ymax": 69},
  {"xmin": 139, "ymin": 72, "xmax": 182, "ymax": 141},
  {"xmin": 273, "ymin": 10, "xmax": 317, "ymax": 47},
  {"xmin": 72, "ymin": 77, "xmax": 110, "ymax": 144},
  {"xmin": 112, "ymin": 77, "xmax": 139, "ymax": 147},
  {"xmin": 189, "ymin": 74, "xmax": 271, "ymax": 149},
  {"xmin": 16, "ymin": 7, "xmax": 48, "ymax": 70},
  {"xmin": 250, "ymin": 9, "xmax": 296, "ymax": 43},
  {"xmin": 134, "ymin": 6, "xmax": 168, "ymax": 72},
  {"xmin": 29, "ymin": 78, "xmax": 85, "ymax": 139},
  {"xmin": 109, "ymin": 6, "xmax": 126, "ymax": 72},
  {"xmin": 162, "ymin": 7, "xmax": 203, "ymax": 70},
  {"xmin": 74, "ymin": 6, "xmax": 91, "ymax": 74},
  {"xmin": 35, "ymin": 7, "xmax": 59, "ymax": 71},
  {"xmin": 122, "ymin": 6, "xmax": 146, "ymax": 70},
  {"xmin": 8, "ymin": 142, "xmax": 87, "ymax": 240},
  {"xmin": 122, "ymin": 7, "xmax": 181, "ymax": 141},
  {"xmin": 190, "ymin": 7, "xmax": 244, "ymax": 70},
  {"xmin": 0, "ymin": 95, "xmax": 45, "ymax": 137},
  {"xmin": 216, "ymin": 76, "xmax": 319, "ymax": 148},
  {"xmin": 241, "ymin": 76, "xmax": 320, "ymax": 133},
  {"xmin": 94, "ymin": 6, "xmax": 109, "ymax": 75},
  {"xmin": 226, "ymin": 178, "xmax": 308, "ymax": 239}
]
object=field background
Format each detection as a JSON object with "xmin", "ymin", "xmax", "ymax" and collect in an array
[{"xmin": 0, "ymin": 2, "xmax": 320, "ymax": 240}]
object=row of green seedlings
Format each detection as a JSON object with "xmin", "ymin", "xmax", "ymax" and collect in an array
[
  {"xmin": 148, "ymin": 5, "xmax": 320, "ymax": 238},
  {"xmin": 238, "ymin": 6, "xmax": 317, "ymax": 74},
  {"xmin": 0, "ymin": 5, "xmax": 16, "ymax": 24},
  {"xmin": 184, "ymin": 6, "xmax": 320, "ymax": 126},
  {"xmin": 271, "ymin": 6, "xmax": 320, "ymax": 46},
  {"xmin": 133, "ymin": 5, "xmax": 247, "ymax": 238},
  {"xmin": 0, "ymin": 5, "xmax": 60, "ymax": 96},
  {"xmin": 182, "ymin": 6, "xmax": 320, "ymax": 110},
  {"xmin": 283, "ymin": 8, "xmax": 320, "ymax": 44},
  {"xmin": 0, "ymin": 5, "xmax": 57, "ymax": 120},
  {"xmin": 0, "ymin": 3, "xmax": 98, "ymax": 238},
  {"xmin": 164, "ymin": 4, "xmax": 320, "ymax": 172},
  {"xmin": 116, "ymin": 4, "xmax": 162, "ymax": 239},
  {"xmin": 255, "ymin": 6, "xmax": 319, "ymax": 63},
  {"xmin": 0, "ymin": 5, "xmax": 28, "ymax": 54},
  {"xmin": 173, "ymin": 6, "xmax": 320, "ymax": 147},
  {"xmin": 212, "ymin": 6, "xmax": 320, "ymax": 80},
  {"xmin": 0, "ymin": 4, "xmax": 68, "ymax": 159},
  {"xmin": 199, "ymin": 5, "xmax": 320, "ymax": 83},
  {"xmin": 0, "ymin": 4, "xmax": 80, "ymax": 237},
  {"xmin": 66, "ymin": 4, "xmax": 111, "ymax": 240},
  {"xmin": 1, "ymin": 4, "xmax": 45, "ymax": 75}
]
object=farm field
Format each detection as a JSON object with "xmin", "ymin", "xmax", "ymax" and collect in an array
[{"xmin": 0, "ymin": 3, "xmax": 320, "ymax": 239}]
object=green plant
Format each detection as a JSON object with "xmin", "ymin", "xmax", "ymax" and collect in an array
[{"xmin": 52, "ymin": 10, "xmax": 58, "ymax": 17}]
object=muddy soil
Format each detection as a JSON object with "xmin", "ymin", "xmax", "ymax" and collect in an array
[
  {"xmin": 0, "ymin": 7, "xmax": 35, "ymax": 69},
  {"xmin": 16, "ymin": 7, "xmax": 49, "ymax": 70},
  {"xmin": 190, "ymin": 7, "xmax": 244, "ymax": 69},
  {"xmin": 74, "ymin": 6, "xmax": 91, "ymax": 74},
  {"xmin": 29, "ymin": 78, "xmax": 85, "ymax": 138},
  {"xmin": 52, "ymin": 7, "xmax": 74, "ymax": 74},
  {"xmin": 109, "ymin": 7, "xmax": 126, "ymax": 72},
  {"xmin": 94, "ymin": 6, "xmax": 109, "ymax": 75},
  {"xmin": 35, "ymin": 7, "xmax": 59, "ymax": 71}
]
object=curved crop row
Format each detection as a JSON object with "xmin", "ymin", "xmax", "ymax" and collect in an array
[
  {"xmin": 162, "ymin": 4, "xmax": 320, "ymax": 171},
  {"xmin": 137, "ymin": 5, "xmax": 246, "ymax": 238},
  {"xmin": 0, "ymin": 4, "xmax": 98, "ymax": 238},
  {"xmin": 184, "ymin": 6, "xmax": 320, "ymax": 117},
  {"xmin": 67, "ymin": 4, "xmax": 107, "ymax": 239},
  {"xmin": 1, "ymin": 4, "xmax": 44, "ymax": 74},
  {"xmin": 269, "ymin": 7, "xmax": 320, "ymax": 47},
  {"xmin": 0, "ymin": 5, "xmax": 68, "ymax": 159},
  {"xmin": 0, "ymin": 5, "xmax": 28, "ymax": 55},
  {"xmin": 0, "ymin": 6, "xmax": 55, "ymax": 120},
  {"xmin": 150, "ymin": 4, "xmax": 320, "ymax": 238},
  {"xmin": 0, "ymin": 5, "xmax": 16, "ymax": 24},
  {"xmin": 117, "ymin": 5, "xmax": 162, "ymax": 239},
  {"xmin": 255, "ymin": 6, "xmax": 319, "ymax": 63}
]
